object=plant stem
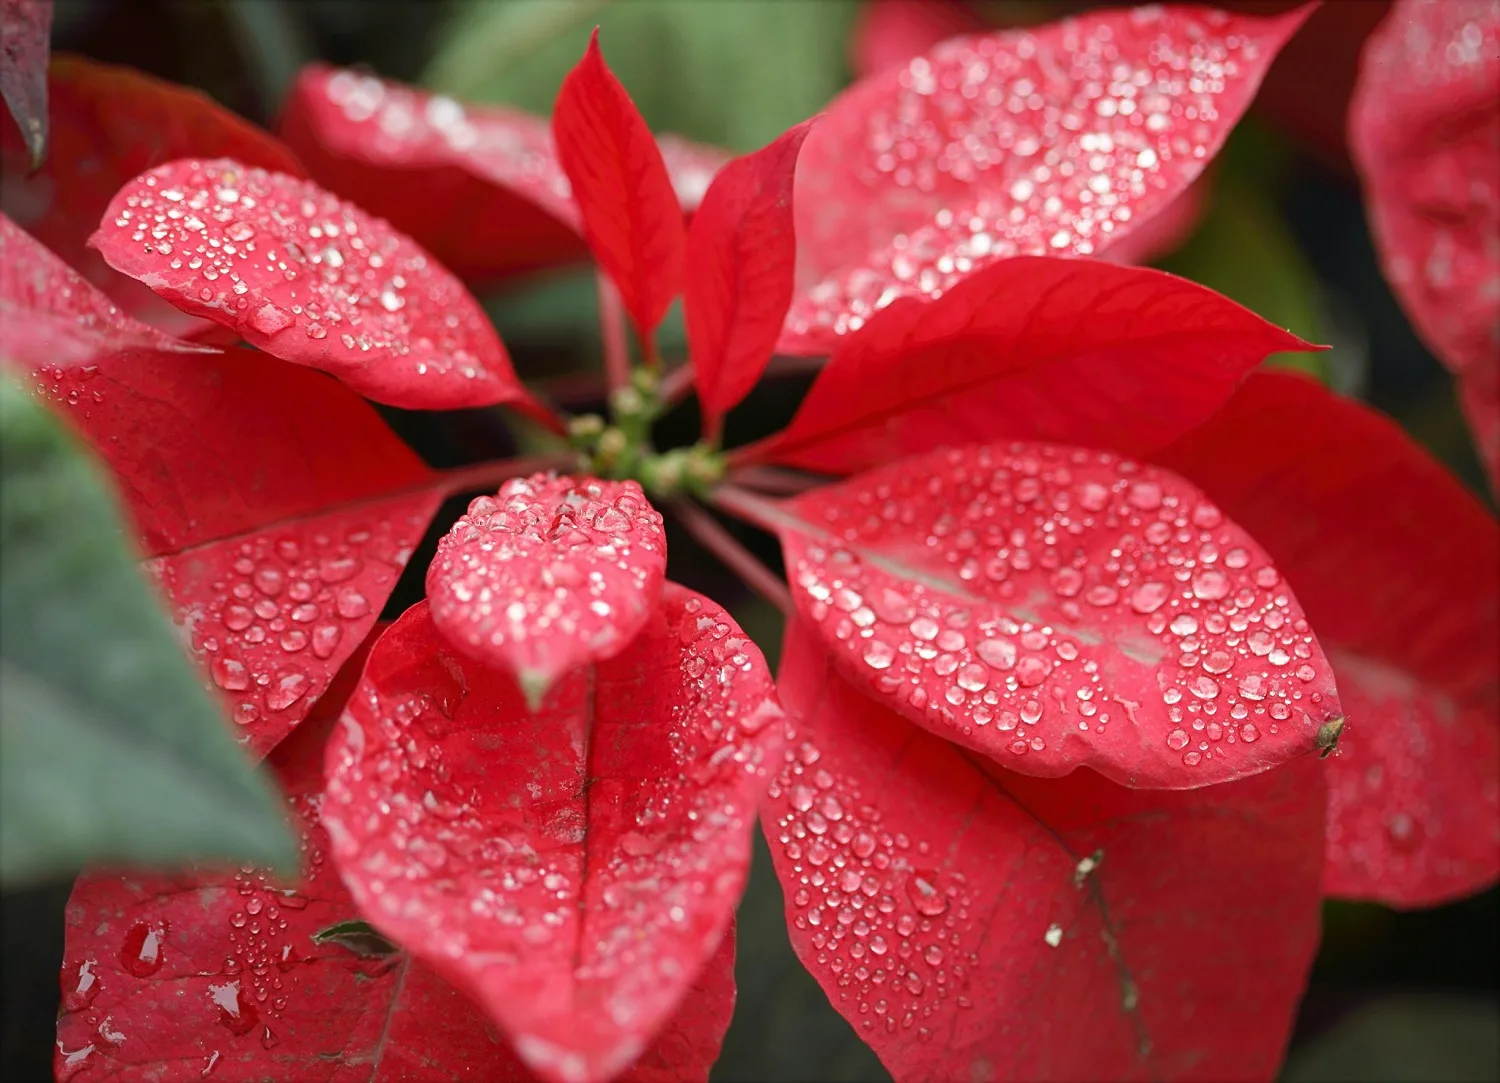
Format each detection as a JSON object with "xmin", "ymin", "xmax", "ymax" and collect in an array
[
  {"xmin": 438, "ymin": 453, "xmax": 578, "ymax": 497},
  {"xmin": 673, "ymin": 499, "xmax": 792, "ymax": 616},
  {"xmin": 596, "ymin": 272, "xmax": 631, "ymax": 392},
  {"xmin": 659, "ymin": 362, "xmax": 697, "ymax": 410},
  {"xmin": 708, "ymin": 482, "xmax": 802, "ymax": 537},
  {"xmin": 730, "ymin": 465, "xmax": 825, "ymax": 495}
]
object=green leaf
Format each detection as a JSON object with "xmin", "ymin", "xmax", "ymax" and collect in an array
[
  {"xmin": 0, "ymin": 373, "xmax": 296, "ymax": 888},
  {"xmin": 424, "ymin": 0, "xmax": 858, "ymax": 151},
  {"xmin": 1156, "ymin": 174, "xmax": 1330, "ymax": 382},
  {"xmin": 312, "ymin": 919, "xmax": 400, "ymax": 957}
]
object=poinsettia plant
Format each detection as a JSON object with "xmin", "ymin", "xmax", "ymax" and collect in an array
[{"xmin": 2, "ymin": 1, "xmax": 1496, "ymax": 1081}]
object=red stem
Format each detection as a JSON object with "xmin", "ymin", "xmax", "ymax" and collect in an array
[
  {"xmin": 439, "ymin": 453, "xmax": 578, "ymax": 497},
  {"xmin": 708, "ymin": 482, "xmax": 802, "ymax": 537},
  {"xmin": 659, "ymin": 363, "xmax": 697, "ymax": 410},
  {"xmin": 729, "ymin": 465, "xmax": 825, "ymax": 495},
  {"xmin": 596, "ymin": 272, "xmax": 631, "ymax": 392},
  {"xmin": 672, "ymin": 499, "xmax": 792, "ymax": 616}
]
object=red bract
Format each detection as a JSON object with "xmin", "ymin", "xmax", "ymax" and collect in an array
[
  {"xmin": 1, "ymin": 54, "xmax": 305, "ymax": 333},
  {"xmin": 850, "ymin": 0, "xmax": 987, "ymax": 79},
  {"xmin": 0, "ymin": 0, "xmax": 49, "ymax": 166},
  {"xmin": 736, "ymin": 256, "xmax": 1314, "ymax": 474},
  {"xmin": 426, "ymin": 475, "xmax": 667, "ymax": 704},
  {"xmin": 1349, "ymin": 0, "xmax": 1500, "ymax": 490},
  {"xmin": 553, "ymin": 32, "xmax": 686, "ymax": 346},
  {"xmin": 90, "ymin": 158, "xmax": 556, "ymax": 417},
  {"xmin": 323, "ymin": 586, "xmax": 782, "ymax": 1083},
  {"xmin": 278, "ymin": 65, "xmax": 728, "ymax": 288},
  {"xmin": 781, "ymin": 4, "xmax": 1309, "ymax": 355},
  {"xmin": 31, "ymin": 338, "xmax": 441, "ymax": 758},
  {"xmin": 57, "ymin": 650, "xmax": 737, "ymax": 1083},
  {"xmin": 1157, "ymin": 369, "xmax": 1500, "ymax": 906},
  {"xmin": 764, "ymin": 441, "xmax": 1342, "ymax": 788},
  {"xmin": 765, "ymin": 623, "xmax": 1325, "ymax": 1081},
  {"xmin": 685, "ymin": 119, "xmax": 816, "ymax": 437},
  {"xmin": 0, "ymin": 213, "xmax": 211, "ymax": 366}
]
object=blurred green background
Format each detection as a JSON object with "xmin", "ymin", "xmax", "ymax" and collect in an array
[{"xmin": 3, "ymin": 1, "xmax": 1494, "ymax": 1080}]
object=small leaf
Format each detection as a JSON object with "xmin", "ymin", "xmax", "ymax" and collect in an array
[
  {"xmin": 765, "ymin": 623, "xmax": 1326, "ymax": 1080},
  {"xmin": 685, "ymin": 118, "xmax": 816, "ymax": 438},
  {"xmin": 1, "ymin": 214, "xmax": 215, "ymax": 367},
  {"xmin": 426, "ymin": 474, "xmax": 668, "ymax": 703},
  {"xmin": 91, "ymin": 157, "xmax": 554, "ymax": 418},
  {"xmin": 1350, "ymin": 0, "xmax": 1500, "ymax": 490},
  {"xmin": 551, "ymin": 30, "xmax": 687, "ymax": 343},
  {"xmin": 737, "ymin": 256, "xmax": 1316, "ymax": 476},
  {"xmin": 782, "ymin": 4, "xmax": 1312, "ymax": 354},
  {"xmin": 310, "ymin": 920, "xmax": 398, "ymax": 957},
  {"xmin": 324, "ymin": 587, "xmax": 783, "ymax": 1083},
  {"xmin": 0, "ymin": 373, "xmax": 293, "ymax": 887},
  {"xmin": 768, "ymin": 441, "xmax": 1343, "ymax": 788},
  {"xmin": 30, "ymin": 345, "xmax": 443, "ymax": 759},
  {"xmin": 0, "ymin": 0, "xmax": 51, "ymax": 167},
  {"xmin": 57, "ymin": 668, "xmax": 737, "ymax": 1082},
  {"xmin": 1157, "ymin": 369, "xmax": 1500, "ymax": 906},
  {"xmin": 1, "ymin": 54, "xmax": 306, "ymax": 333}
]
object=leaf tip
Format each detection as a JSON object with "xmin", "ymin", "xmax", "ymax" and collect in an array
[{"xmin": 517, "ymin": 667, "xmax": 554, "ymax": 712}]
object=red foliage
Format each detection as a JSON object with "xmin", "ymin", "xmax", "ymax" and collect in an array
[
  {"xmin": 765, "ymin": 622, "xmax": 1325, "ymax": 1081},
  {"xmin": 781, "ymin": 4, "xmax": 1309, "ymax": 355},
  {"xmin": 1, "ymin": 54, "xmax": 304, "ymax": 335},
  {"xmin": 323, "ymin": 588, "xmax": 780, "ymax": 1083},
  {"xmin": 1157, "ymin": 370, "xmax": 1500, "ymax": 906},
  {"xmin": 0, "ymin": 0, "xmax": 50, "ymax": 165},
  {"xmin": 57, "ymin": 643, "xmax": 736, "ymax": 1083},
  {"xmin": 738, "ymin": 256, "xmax": 1314, "ymax": 474},
  {"xmin": 685, "ymin": 119, "xmax": 816, "ymax": 437},
  {"xmin": 19, "ymin": 10, "xmax": 1499, "ymax": 1083},
  {"xmin": 426, "ymin": 475, "xmax": 667, "ymax": 701},
  {"xmin": 552, "ymin": 31, "xmax": 687, "ymax": 347},
  {"xmin": 1350, "ymin": 0, "xmax": 1500, "ymax": 490}
]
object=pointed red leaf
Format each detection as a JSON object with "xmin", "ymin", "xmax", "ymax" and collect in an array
[
  {"xmin": 1156, "ymin": 369, "xmax": 1500, "ymax": 906},
  {"xmin": 0, "ymin": 0, "xmax": 50, "ymax": 166},
  {"xmin": 1, "ymin": 55, "xmax": 305, "ymax": 334},
  {"xmin": 737, "ymin": 257, "xmax": 1314, "ymax": 475},
  {"xmin": 426, "ymin": 475, "xmax": 667, "ymax": 702},
  {"xmin": 765, "ymin": 623, "xmax": 1325, "ymax": 1081},
  {"xmin": 781, "ymin": 4, "xmax": 1310, "ymax": 355},
  {"xmin": 56, "ymin": 652, "xmax": 736, "ymax": 1083},
  {"xmin": 31, "ymin": 345, "xmax": 441, "ymax": 758},
  {"xmin": 552, "ymin": 31, "xmax": 687, "ymax": 342},
  {"xmin": 1350, "ymin": 0, "xmax": 1500, "ymax": 490},
  {"xmin": 685, "ymin": 119, "xmax": 816, "ymax": 437},
  {"xmin": 278, "ymin": 65, "xmax": 729, "ymax": 288},
  {"xmin": 851, "ymin": 0, "xmax": 987, "ymax": 79},
  {"xmin": 763, "ymin": 440, "xmax": 1343, "ymax": 788},
  {"xmin": 1, "ymin": 214, "xmax": 214, "ymax": 366},
  {"xmin": 324, "ymin": 587, "xmax": 783, "ymax": 1083},
  {"xmin": 91, "ymin": 158, "xmax": 554, "ymax": 419}
]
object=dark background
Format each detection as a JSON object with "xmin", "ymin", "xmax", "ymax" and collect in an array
[{"xmin": 3, "ymin": 1, "xmax": 1496, "ymax": 1080}]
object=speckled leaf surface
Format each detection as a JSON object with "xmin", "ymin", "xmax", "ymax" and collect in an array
[
  {"xmin": 323, "ymin": 587, "xmax": 783, "ymax": 1083},
  {"xmin": 30, "ymin": 346, "xmax": 441, "ymax": 760},
  {"xmin": 0, "ymin": 0, "xmax": 50, "ymax": 166},
  {"xmin": 738, "ymin": 256, "xmax": 1314, "ymax": 478},
  {"xmin": 278, "ymin": 64, "xmax": 727, "ymax": 288},
  {"xmin": 771, "ymin": 442, "xmax": 1344, "ymax": 788},
  {"xmin": 1350, "ymin": 0, "xmax": 1500, "ymax": 490},
  {"xmin": 0, "ymin": 214, "xmax": 212, "ymax": 367},
  {"xmin": 764, "ymin": 623, "xmax": 1325, "ymax": 1082},
  {"xmin": 1, "ymin": 55, "xmax": 305, "ymax": 334},
  {"xmin": 685, "ymin": 119, "xmax": 815, "ymax": 437},
  {"xmin": 91, "ymin": 158, "xmax": 552, "ymax": 417},
  {"xmin": 57, "ymin": 650, "xmax": 737, "ymax": 1083},
  {"xmin": 426, "ymin": 475, "xmax": 667, "ymax": 701},
  {"xmin": 781, "ymin": 4, "xmax": 1309, "ymax": 355},
  {"xmin": 552, "ymin": 32, "xmax": 687, "ymax": 343},
  {"xmin": 1157, "ymin": 370, "xmax": 1500, "ymax": 907}
]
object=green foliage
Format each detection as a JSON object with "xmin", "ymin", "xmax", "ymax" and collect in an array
[
  {"xmin": 0, "ymin": 374, "xmax": 296, "ymax": 887},
  {"xmin": 425, "ymin": 0, "xmax": 858, "ymax": 150}
]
